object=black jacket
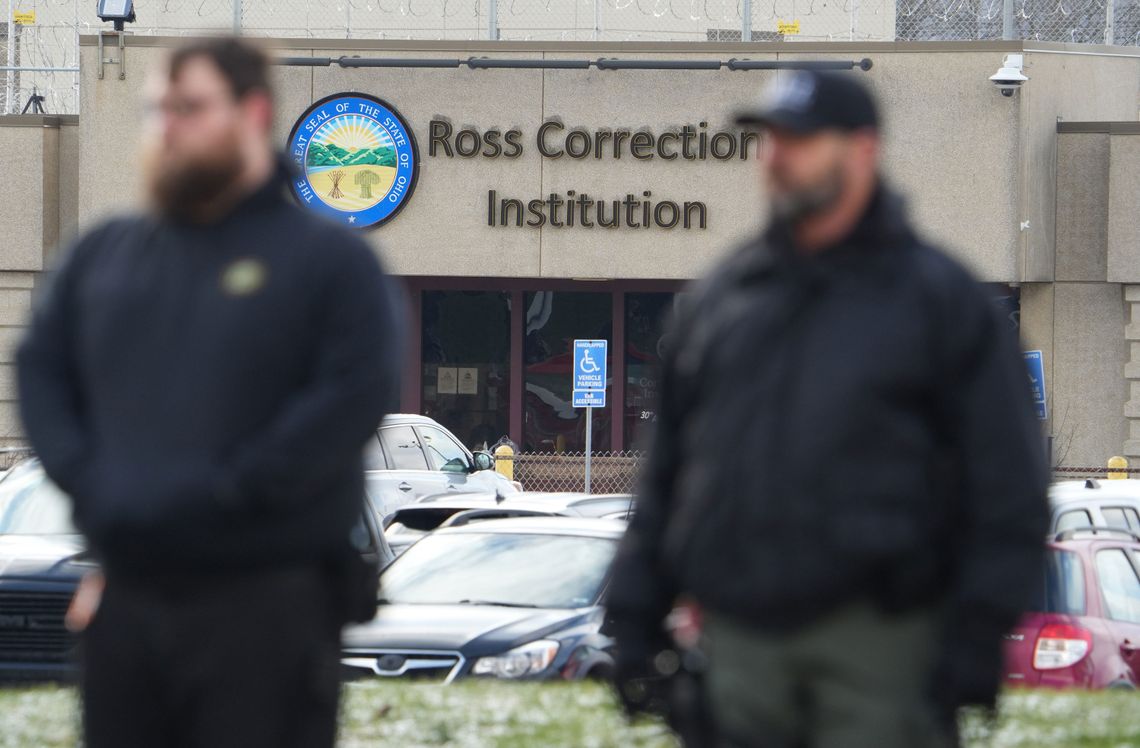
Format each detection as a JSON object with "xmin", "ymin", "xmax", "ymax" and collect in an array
[
  {"xmin": 16, "ymin": 164, "xmax": 404, "ymax": 579},
  {"xmin": 608, "ymin": 186, "xmax": 1049, "ymax": 711}
]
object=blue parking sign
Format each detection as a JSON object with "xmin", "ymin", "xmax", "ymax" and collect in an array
[
  {"xmin": 1024, "ymin": 350, "xmax": 1047, "ymax": 420},
  {"xmin": 573, "ymin": 340, "xmax": 608, "ymax": 395}
]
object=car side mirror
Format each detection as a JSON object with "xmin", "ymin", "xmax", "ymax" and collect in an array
[{"xmin": 471, "ymin": 451, "xmax": 495, "ymax": 472}]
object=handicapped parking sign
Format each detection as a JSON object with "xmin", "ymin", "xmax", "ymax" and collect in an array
[
  {"xmin": 1024, "ymin": 350, "xmax": 1047, "ymax": 420},
  {"xmin": 573, "ymin": 340, "xmax": 607, "ymax": 408}
]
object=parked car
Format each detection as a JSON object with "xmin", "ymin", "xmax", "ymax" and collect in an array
[
  {"xmin": 365, "ymin": 415, "xmax": 521, "ymax": 522},
  {"xmin": 341, "ymin": 517, "xmax": 624, "ymax": 682},
  {"xmin": 0, "ymin": 460, "xmax": 88, "ymax": 681},
  {"xmin": 383, "ymin": 491, "xmax": 635, "ymax": 556},
  {"xmin": 1003, "ymin": 526, "xmax": 1140, "ymax": 689},
  {"xmin": 0, "ymin": 459, "xmax": 394, "ymax": 682},
  {"xmin": 1050, "ymin": 479, "xmax": 1140, "ymax": 535}
]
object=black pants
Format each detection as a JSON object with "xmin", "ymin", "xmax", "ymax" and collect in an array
[{"xmin": 81, "ymin": 566, "xmax": 342, "ymax": 748}]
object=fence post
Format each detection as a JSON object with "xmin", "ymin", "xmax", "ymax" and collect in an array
[
  {"xmin": 1105, "ymin": 0, "xmax": 1115, "ymax": 45},
  {"xmin": 488, "ymin": 0, "xmax": 498, "ymax": 40},
  {"xmin": 232, "ymin": 0, "xmax": 241, "ymax": 35},
  {"xmin": 6, "ymin": 0, "xmax": 14, "ymax": 114},
  {"xmin": 741, "ymin": 0, "xmax": 751, "ymax": 41},
  {"xmin": 1002, "ymin": 0, "xmax": 1014, "ymax": 40},
  {"xmin": 584, "ymin": 407, "xmax": 593, "ymax": 494}
]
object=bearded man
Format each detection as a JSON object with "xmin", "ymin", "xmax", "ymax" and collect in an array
[
  {"xmin": 17, "ymin": 38, "xmax": 402, "ymax": 748},
  {"xmin": 607, "ymin": 70, "xmax": 1049, "ymax": 748}
]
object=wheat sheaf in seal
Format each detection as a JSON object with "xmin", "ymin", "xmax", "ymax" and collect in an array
[{"xmin": 287, "ymin": 93, "xmax": 419, "ymax": 229}]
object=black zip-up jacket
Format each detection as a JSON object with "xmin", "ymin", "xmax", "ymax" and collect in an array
[
  {"xmin": 608, "ymin": 185, "xmax": 1049, "ymax": 712},
  {"xmin": 16, "ymin": 164, "xmax": 404, "ymax": 579}
]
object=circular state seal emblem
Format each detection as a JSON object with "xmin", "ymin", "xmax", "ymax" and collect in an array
[{"xmin": 287, "ymin": 93, "xmax": 418, "ymax": 228}]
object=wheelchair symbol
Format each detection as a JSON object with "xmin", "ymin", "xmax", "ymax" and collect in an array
[{"xmin": 579, "ymin": 350, "xmax": 601, "ymax": 374}]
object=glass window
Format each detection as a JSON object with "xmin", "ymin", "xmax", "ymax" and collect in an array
[
  {"xmin": 419, "ymin": 426, "xmax": 471, "ymax": 473},
  {"xmin": 1125, "ymin": 508, "xmax": 1140, "ymax": 532},
  {"xmin": 380, "ymin": 425, "xmax": 430, "ymax": 471},
  {"xmin": 1030, "ymin": 550, "xmax": 1086, "ymax": 616},
  {"xmin": 523, "ymin": 291, "xmax": 611, "ymax": 452},
  {"xmin": 624, "ymin": 292, "xmax": 675, "ymax": 450},
  {"xmin": 1103, "ymin": 507, "xmax": 1131, "ymax": 530},
  {"xmin": 421, "ymin": 291, "xmax": 511, "ymax": 451},
  {"xmin": 380, "ymin": 532, "xmax": 618, "ymax": 608},
  {"xmin": 1055, "ymin": 509, "xmax": 1092, "ymax": 533},
  {"xmin": 363, "ymin": 434, "xmax": 387, "ymax": 471},
  {"xmin": 1096, "ymin": 549, "xmax": 1140, "ymax": 624}
]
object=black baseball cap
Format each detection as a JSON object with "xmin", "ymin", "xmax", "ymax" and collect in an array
[{"xmin": 735, "ymin": 70, "xmax": 879, "ymax": 134}]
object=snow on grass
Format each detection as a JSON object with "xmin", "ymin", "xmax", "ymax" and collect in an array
[{"xmin": 2, "ymin": 682, "xmax": 1137, "ymax": 747}]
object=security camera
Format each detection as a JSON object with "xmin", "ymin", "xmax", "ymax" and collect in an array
[{"xmin": 990, "ymin": 54, "xmax": 1028, "ymax": 97}]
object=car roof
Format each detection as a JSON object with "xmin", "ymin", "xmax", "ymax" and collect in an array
[
  {"xmin": 431, "ymin": 516, "xmax": 627, "ymax": 539},
  {"xmin": 379, "ymin": 414, "xmax": 440, "ymax": 426},
  {"xmin": 1050, "ymin": 479, "xmax": 1140, "ymax": 505}
]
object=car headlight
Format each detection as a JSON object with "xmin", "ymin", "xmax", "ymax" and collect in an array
[{"xmin": 471, "ymin": 640, "xmax": 560, "ymax": 679}]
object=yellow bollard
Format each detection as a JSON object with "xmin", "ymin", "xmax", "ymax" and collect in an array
[
  {"xmin": 494, "ymin": 443, "xmax": 515, "ymax": 481},
  {"xmin": 1107, "ymin": 455, "xmax": 1129, "ymax": 480}
]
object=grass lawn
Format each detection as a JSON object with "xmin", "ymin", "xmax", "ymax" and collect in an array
[{"xmin": 2, "ymin": 682, "xmax": 1138, "ymax": 747}]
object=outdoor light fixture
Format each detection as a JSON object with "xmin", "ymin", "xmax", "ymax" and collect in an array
[
  {"xmin": 96, "ymin": 0, "xmax": 136, "ymax": 31},
  {"xmin": 990, "ymin": 54, "xmax": 1028, "ymax": 97}
]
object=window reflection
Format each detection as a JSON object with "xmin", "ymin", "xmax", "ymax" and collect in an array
[
  {"xmin": 380, "ymin": 533, "xmax": 617, "ymax": 608},
  {"xmin": 421, "ymin": 291, "xmax": 511, "ymax": 451},
  {"xmin": 523, "ymin": 291, "xmax": 612, "ymax": 452},
  {"xmin": 624, "ymin": 292, "xmax": 675, "ymax": 451}
]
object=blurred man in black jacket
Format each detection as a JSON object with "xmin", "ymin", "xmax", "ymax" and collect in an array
[
  {"xmin": 608, "ymin": 71, "xmax": 1048, "ymax": 747},
  {"xmin": 17, "ymin": 38, "xmax": 402, "ymax": 748}
]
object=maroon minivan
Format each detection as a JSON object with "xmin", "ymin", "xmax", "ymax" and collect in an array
[{"xmin": 1002, "ymin": 528, "xmax": 1140, "ymax": 689}]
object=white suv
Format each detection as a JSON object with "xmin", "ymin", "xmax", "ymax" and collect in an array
[{"xmin": 363, "ymin": 414, "xmax": 520, "ymax": 521}]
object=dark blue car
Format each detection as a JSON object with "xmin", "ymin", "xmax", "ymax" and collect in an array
[
  {"xmin": 0, "ymin": 459, "xmax": 394, "ymax": 682},
  {"xmin": 0, "ymin": 460, "xmax": 89, "ymax": 681},
  {"xmin": 341, "ymin": 517, "xmax": 624, "ymax": 682}
]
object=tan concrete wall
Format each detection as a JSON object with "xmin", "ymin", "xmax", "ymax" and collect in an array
[
  {"xmin": 1055, "ymin": 132, "xmax": 1109, "ymax": 282},
  {"xmin": 57, "ymin": 121, "xmax": 81, "ymax": 253},
  {"xmin": 1107, "ymin": 135, "xmax": 1140, "ymax": 283},
  {"xmin": 0, "ymin": 120, "xmax": 57, "ymax": 272},
  {"xmin": 0, "ymin": 116, "xmax": 71, "ymax": 446},
  {"xmin": 1050, "ymin": 282, "xmax": 1129, "ymax": 466},
  {"xmin": 1021, "ymin": 51, "xmax": 1140, "ymax": 282}
]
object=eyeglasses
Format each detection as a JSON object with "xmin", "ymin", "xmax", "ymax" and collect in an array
[{"xmin": 143, "ymin": 95, "xmax": 235, "ymax": 121}]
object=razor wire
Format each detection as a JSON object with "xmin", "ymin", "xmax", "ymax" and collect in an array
[{"xmin": 2, "ymin": 0, "xmax": 1138, "ymax": 115}]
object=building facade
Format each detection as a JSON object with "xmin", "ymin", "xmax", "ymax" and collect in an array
[{"xmin": 1, "ymin": 37, "xmax": 1139, "ymax": 465}]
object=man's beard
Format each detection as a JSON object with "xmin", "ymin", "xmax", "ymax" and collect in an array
[
  {"xmin": 144, "ymin": 138, "xmax": 244, "ymax": 224},
  {"xmin": 767, "ymin": 164, "xmax": 845, "ymax": 225}
]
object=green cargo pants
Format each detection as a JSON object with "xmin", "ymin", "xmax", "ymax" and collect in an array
[{"xmin": 703, "ymin": 600, "xmax": 957, "ymax": 748}]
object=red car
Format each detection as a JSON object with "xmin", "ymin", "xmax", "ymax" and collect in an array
[{"xmin": 1003, "ymin": 527, "xmax": 1140, "ymax": 689}]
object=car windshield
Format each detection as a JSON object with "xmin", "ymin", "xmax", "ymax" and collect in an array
[
  {"xmin": 0, "ymin": 464, "xmax": 76, "ymax": 535},
  {"xmin": 1029, "ymin": 549, "xmax": 1086, "ymax": 615},
  {"xmin": 379, "ymin": 531, "xmax": 616, "ymax": 608}
]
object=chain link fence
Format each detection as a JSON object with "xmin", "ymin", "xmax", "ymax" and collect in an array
[
  {"xmin": 3, "ymin": 0, "xmax": 1138, "ymax": 115},
  {"xmin": 503, "ymin": 450, "xmax": 644, "ymax": 493}
]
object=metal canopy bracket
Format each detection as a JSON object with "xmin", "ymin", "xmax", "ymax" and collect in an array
[{"xmin": 97, "ymin": 30, "xmax": 127, "ymax": 81}]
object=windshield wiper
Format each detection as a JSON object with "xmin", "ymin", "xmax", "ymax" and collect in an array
[{"xmin": 456, "ymin": 599, "xmax": 540, "ymax": 608}]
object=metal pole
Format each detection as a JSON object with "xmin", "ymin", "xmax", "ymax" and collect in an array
[
  {"xmin": 1002, "ymin": 0, "xmax": 1014, "ymax": 40},
  {"xmin": 850, "ymin": 0, "xmax": 858, "ymax": 41},
  {"xmin": 6, "ymin": 0, "xmax": 14, "ymax": 114},
  {"xmin": 233, "ymin": 0, "xmax": 241, "ymax": 35},
  {"xmin": 1105, "ymin": 0, "xmax": 1115, "ymax": 45},
  {"xmin": 594, "ymin": 0, "xmax": 600, "ymax": 42},
  {"xmin": 488, "ymin": 0, "xmax": 498, "ymax": 40},
  {"xmin": 742, "ymin": 0, "xmax": 751, "ymax": 41},
  {"xmin": 584, "ymin": 407, "xmax": 592, "ymax": 494}
]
